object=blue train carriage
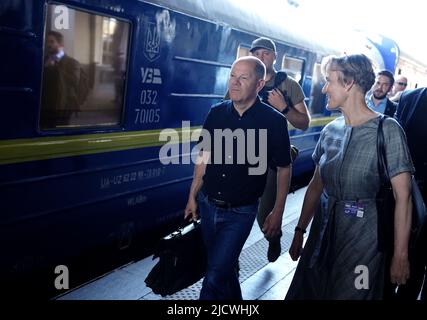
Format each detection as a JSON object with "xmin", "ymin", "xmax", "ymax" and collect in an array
[{"xmin": 0, "ymin": 0, "xmax": 341, "ymax": 295}]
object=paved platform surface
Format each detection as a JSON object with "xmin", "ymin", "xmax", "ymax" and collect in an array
[{"xmin": 57, "ymin": 187, "xmax": 308, "ymax": 300}]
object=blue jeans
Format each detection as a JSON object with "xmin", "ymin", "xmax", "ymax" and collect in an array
[{"xmin": 197, "ymin": 192, "xmax": 258, "ymax": 300}]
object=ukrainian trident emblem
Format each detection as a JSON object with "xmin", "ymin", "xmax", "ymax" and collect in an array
[{"xmin": 144, "ymin": 22, "xmax": 161, "ymax": 62}]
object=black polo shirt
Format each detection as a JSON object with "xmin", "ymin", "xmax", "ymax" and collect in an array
[{"xmin": 199, "ymin": 97, "xmax": 291, "ymax": 206}]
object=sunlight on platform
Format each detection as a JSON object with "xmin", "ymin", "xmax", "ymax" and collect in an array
[{"xmin": 57, "ymin": 187, "xmax": 308, "ymax": 300}]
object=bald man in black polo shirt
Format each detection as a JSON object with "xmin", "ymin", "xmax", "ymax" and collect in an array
[{"xmin": 184, "ymin": 56, "xmax": 291, "ymax": 300}]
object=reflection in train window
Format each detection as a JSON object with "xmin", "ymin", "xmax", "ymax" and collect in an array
[
  {"xmin": 281, "ymin": 56, "xmax": 304, "ymax": 84},
  {"xmin": 308, "ymin": 63, "xmax": 326, "ymax": 115},
  {"xmin": 40, "ymin": 4, "xmax": 129, "ymax": 130},
  {"xmin": 237, "ymin": 45, "xmax": 250, "ymax": 59}
]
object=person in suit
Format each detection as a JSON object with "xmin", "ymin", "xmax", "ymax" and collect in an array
[
  {"xmin": 366, "ymin": 70, "xmax": 397, "ymax": 117},
  {"xmin": 394, "ymin": 87, "xmax": 427, "ymax": 300},
  {"xmin": 40, "ymin": 30, "xmax": 80, "ymax": 128}
]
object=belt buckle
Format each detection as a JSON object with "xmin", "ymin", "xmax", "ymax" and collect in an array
[{"xmin": 209, "ymin": 197, "xmax": 229, "ymax": 208}]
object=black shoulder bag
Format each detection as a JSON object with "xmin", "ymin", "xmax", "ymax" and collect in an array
[
  {"xmin": 376, "ymin": 115, "xmax": 395, "ymax": 253},
  {"xmin": 275, "ymin": 71, "xmax": 295, "ymax": 110},
  {"xmin": 376, "ymin": 115, "xmax": 427, "ymax": 253},
  {"xmin": 145, "ymin": 219, "xmax": 206, "ymax": 296}
]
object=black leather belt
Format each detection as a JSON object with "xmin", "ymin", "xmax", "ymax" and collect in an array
[
  {"xmin": 207, "ymin": 196, "xmax": 256, "ymax": 209},
  {"xmin": 207, "ymin": 197, "xmax": 234, "ymax": 209}
]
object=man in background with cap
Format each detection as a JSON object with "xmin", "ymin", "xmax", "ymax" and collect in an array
[
  {"xmin": 250, "ymin": 37, "xmax": 310, "ymax": 130},
  {"xmin": 250, "ymin": 37, "xmax": 310, "ymax": 263}
]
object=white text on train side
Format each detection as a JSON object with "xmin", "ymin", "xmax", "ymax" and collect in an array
[{"xmin": 141, "ymin": 67, "xmax": 162, "ymax": 84}]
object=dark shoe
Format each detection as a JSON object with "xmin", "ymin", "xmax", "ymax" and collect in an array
[{"xmin": 267, "ymin": 237, "xmax": 281, "ymax": 262}]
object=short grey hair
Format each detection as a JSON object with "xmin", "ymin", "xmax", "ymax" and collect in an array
[{"xmin": 321, "ymin": 54, "xmax": 375, "ymax": 94}]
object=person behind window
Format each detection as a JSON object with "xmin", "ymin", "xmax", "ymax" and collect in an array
[
  {"xmin": 40, "ymin": 30, "xmax": 80, "ymax": 128},
  {"xmin": 286, "ymin": 54, "xmax": 413, "ymax": 300}
]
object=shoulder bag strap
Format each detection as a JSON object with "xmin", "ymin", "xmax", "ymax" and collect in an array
[
  {"xmin": 377, "ymin": 115, "xmax": 390, "ymax": 185},
  {"xmin": 274, "ymin": 71, "xmax": 288, "ymax": 88}
]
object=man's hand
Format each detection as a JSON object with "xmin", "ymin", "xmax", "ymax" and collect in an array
[
  {"xmin": 267, "ymin": 88, "xmax": 287, "ymax": 112},
  {"xmin": 262, "ymin": 209, "xmax": 283, "ymax": 240},
  {"xmin": 184, "ymin": 196, "xmax": 199, "ymax": 221}
]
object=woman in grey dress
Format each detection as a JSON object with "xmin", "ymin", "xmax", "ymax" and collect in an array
[{"xmin": 285, "ymin": 54, "xmax": 413, "ymax": 300}]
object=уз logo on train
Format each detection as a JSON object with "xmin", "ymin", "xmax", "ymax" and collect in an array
[
  {"xmin": 141, "ymin": 67, "xmax": 162, "ymax": 84},
  {"xmin": 144, "ymin": 22, "xmax": 161, "ymax": 62}
]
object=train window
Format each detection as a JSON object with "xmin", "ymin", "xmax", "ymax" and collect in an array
[
  {"xmin": 237, "ymin": 45, "xmax": 250, "ymax": 59},
  {"xmin": 308, "ymin": 63, "xmax": 326, "ymax": 115},
  {"xmin": 39, "ymin": 4, "xmax": 130, "ymax": 130},
  {"xmin": 281, "ymin": 56, "xmax": 304, "ymax": 84}
]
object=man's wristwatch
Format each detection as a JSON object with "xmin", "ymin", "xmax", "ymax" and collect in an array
[{"xmin": 282, "ymin": 105, "xmax": 290, "ymax": 115}]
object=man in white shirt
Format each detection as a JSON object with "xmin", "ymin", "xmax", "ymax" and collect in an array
[{"xmin": 366, "ymin": 70, "xmax": 397, "ymax": 117}]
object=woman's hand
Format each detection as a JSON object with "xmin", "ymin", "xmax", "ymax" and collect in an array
[
  {"xmin": 390, "ymin": 254, "xmax": 410, "ymax": 285},
  {"xmin": 289, "ymin": 231, "xmax": 304, "ymax": 261}
]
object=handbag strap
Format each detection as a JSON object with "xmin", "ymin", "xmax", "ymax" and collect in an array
[{"xmin": 377, "ymin": 115, "xmax": 390, "ymax": 185}]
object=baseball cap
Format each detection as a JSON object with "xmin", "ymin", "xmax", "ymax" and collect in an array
[{"xmin": 250, "ymin": 37, "xmax": 276, "ymax": 53}]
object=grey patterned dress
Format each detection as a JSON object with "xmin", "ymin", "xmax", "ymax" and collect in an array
[{"xmin": 286, "ymin": 115, "xmax": 414, "ymax": 300}]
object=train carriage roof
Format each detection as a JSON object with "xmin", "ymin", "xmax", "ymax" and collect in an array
[{"xmin": 140, "ymin": 0, "xmax": 340, "ymax": 56}]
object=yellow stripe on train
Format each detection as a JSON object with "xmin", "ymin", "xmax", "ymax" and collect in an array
[{"xmin": 0, "ymin": 116, "xmax": 336, "ymax": 165}]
